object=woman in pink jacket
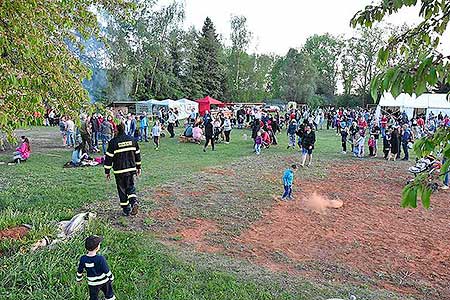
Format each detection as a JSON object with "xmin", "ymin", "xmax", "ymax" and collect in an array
[{"xmin": 13, "ymin": 136, "xmax": 31, "ymax": 163}]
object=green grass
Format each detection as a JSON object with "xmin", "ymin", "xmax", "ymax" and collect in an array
[{"xmin": 0, "ymin": 127, "xmax": 412, "ymax": 300}]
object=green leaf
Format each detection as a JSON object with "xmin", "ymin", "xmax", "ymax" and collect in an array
[
  {"xmin": 370, "ymin": 76, "xmax": 379, "ymax": 102},
  {"xmin": 427, "ymin": 67, "xmax": 438, "ymax": 86},
  {"xmin": 409, "ymin": 187, "xmax": 418, "ymax": 208},
  {"xmin": 401, "ymin": 187, "xmax": 412, "ymax": 208},
  {"xmin": 415, "ymin": 79, "xmax": 427, "ymax": 95},
  {"xmin": 377, "ymin": 48, "xmax": 389, "ymax": 66},
  {"xmin": 421, "ymin": 187, "xmax": 432, "ymax": 209},
  {"xmin": 441, "ymin": 159, "xmax": 450, "ymax": 181},
  {"xmin": 383, "ymin": 69, "xmax": 396, "ymax": 90},
  {"xmin": 404, "ymin": 74, "xmax": 414, "ymax": 94}
]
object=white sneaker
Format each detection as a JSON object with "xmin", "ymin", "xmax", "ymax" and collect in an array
[
  {"xmin": 441, "ymin": 185, "xmax": 449, "ymax": 190},
  {"xmin": 342, "ymin": 151, "xmax": 346, "ymax": 154}
]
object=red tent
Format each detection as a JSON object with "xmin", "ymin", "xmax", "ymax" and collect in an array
[{"xmin": 196, "ymin": 96, "xmax": 224, "ymax": 115}]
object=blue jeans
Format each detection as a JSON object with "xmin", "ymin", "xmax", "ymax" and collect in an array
[
  {"xmin": 140, "ymin": 127, "xmax": 148, "ymax": 141},
  {"xmin": 66, "ymin": 131, "xmax": 75, "ymax": 146},
  {"xmin": 101, "ymin": 134, "xmax": 112, "ymax": 154},
  {"xmin": 91, "ymin": 132, "xmax": 99, "ymax": 148},
  {"xmin": 402, "ymin": 142, "xmax": 409, "ymax": 160},
  {"xmin": 282, "ymin": 185, "xmax": 293, "ymax": 199},
  {"xmin": 288, "ymin": 134, "xmax": 296, "ymax": 147},
  {"xmin": 255, "ymin": 143, "xmax": 261, "ymax": 155}
]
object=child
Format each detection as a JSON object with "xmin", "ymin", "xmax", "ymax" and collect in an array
[
  {"xmin": 358, "ymin": 132, "xmax": 365, "ymax": 158},
  {"xmin": 286, "ymin": 119, "xmax": 297, "ymax": 149},
  {"xmin": 341, "ymin": 127, "xmax": 348, "ymax": 154},
  {"xmin": 255, "ymin": 131, "xmax": 262, "ymax": 155},
  {"xmin": 12, "ymin": 136, "xmax": 31, "ymax": 163},
  {"xmin": 76, "ymin": 235, "xmax": 115, "ymax": 300},
  {"xmin": 71, "ymin": 143, "xmax": 89, "ymax": 166},
  {"xmin": 281, "ymin": 164, "xmax": 297, "ymax": 201},
  {"xmin": 261, "ymin": 130, "xmax": 271, "ymax": 148},
  {"xmin": 152, "ymin": 121, "xmax": 161, "ymax": 150},
  {"xmin": 383, "ymin": 131, "xmax": 392, "ymax": 160},
  {"xmin": 368, "ymin": 135, "xmax": 376, "ymax": 157}
]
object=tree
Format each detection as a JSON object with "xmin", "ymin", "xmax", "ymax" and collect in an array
[
  {"xmin": 340, "ymin": 26, "xmax": 387, "ymax": 104},
  {"xmin": 303, "ymin": 34, "xmax": 342, "ymax": 99},
  {"xmin": 0, "ymin": 0, "xmax": 132, "ymax": 138},
  {"xmin": 279, "ymin": 49, "xmax": 317, "ymax": 103},
  {"xmin": 189, "ymin": 17, "xmax": 225, "ymax": 99},
  {"xmin": 227, "ymin": 15, "xmax": 252, "ymax": 100},
  {"xmin": 352, "ymin": 0, "xmax": 450, "ymax": 208}
]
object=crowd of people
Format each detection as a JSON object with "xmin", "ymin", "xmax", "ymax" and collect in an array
[
  {"xmin": 3, "ymin": 103, "xmax": 450, "ymax": 300},
  {"xmin": 323, "ymin": 108, "xmax": 450, "ymax": 161}
]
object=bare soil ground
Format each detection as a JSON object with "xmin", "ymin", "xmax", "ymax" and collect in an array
[
  {"xmin": 120, "ymin": 155, "xmax": 450, "ymax": 300},
  {"xmin": 0, "ymin": 226, "xmax": 29, "ymax": 240}
]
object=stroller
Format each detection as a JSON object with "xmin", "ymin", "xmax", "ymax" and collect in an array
[{"xmin": 407, "ymin": 155, "xmax": 442, "ymax": 192}]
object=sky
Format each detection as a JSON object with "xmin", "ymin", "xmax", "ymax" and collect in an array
[{"xmin": 164, "ymin": 0, "xmax": 449, "ymax": 55}]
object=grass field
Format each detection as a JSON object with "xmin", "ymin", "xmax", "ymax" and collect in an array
[{"xmin": 0, "ymin": 126, "xmax": 443, "ymax": 300}]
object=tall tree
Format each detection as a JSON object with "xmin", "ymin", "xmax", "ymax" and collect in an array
[
  {"xmin": 0, "ymin": 0, "xmax": 132, "ymax": 137},
  {"xmin": 341, "ymin": 26, "xmax": 387, "ymax": 104},
  {"xmin": 227, "ymin": 15, "xmax": 252, "ymax": 100},
  {"xmin": 280, "ymin": 49, "xmax": 317, "ymax": 103},
  {"xmin": 303, "ymin": 34, "xmax": 342, "ymax": 98},
  {"xmin": 190, "ymin": 17, "xmax": 225, "ymax": 99}
]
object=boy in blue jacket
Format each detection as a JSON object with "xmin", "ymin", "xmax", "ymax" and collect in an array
[{"xmin": 282, "ymin": 164, "xmax": 298, "ymax": 201}]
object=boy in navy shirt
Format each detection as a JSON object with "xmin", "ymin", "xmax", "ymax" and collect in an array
[{"xmin": 77, "ymin": 235, "xmax": 115, "ymax": 300}]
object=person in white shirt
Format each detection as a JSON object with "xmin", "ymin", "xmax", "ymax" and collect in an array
[
  {"xmin": 65, "ymin": 117, "xmax": 76, "ymax": 147},
  {"xmin": 151, "ymin": 121, "xmax": 161, "ymax": 150},
  {"xmin": 167, "ymin": 109, "xmax": 177, "ymax": 138},
  {"xmin": 223, "ymin": 117, "xmax": 232, "ymax": 144}
]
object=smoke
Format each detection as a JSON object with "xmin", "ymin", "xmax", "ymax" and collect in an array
[
  {"xmin": 67, "ymin": 34, "xmax": 109, "ymax": 103},
  {"xmin": 303, "ymin": 192, "xmax": 343, "ymax": 214}
]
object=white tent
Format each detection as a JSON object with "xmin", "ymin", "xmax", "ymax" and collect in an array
[
  {"xmin": 136, "ymin": 99, "xmax": 159, "ymax": 115},
  {"xmin": 427, "ymin": 94, "xmax": 450, "ymax": 116},
  {"xmin": 378, "ymin": 93, "xmax": 450, "ymax": 119},
  {"xmin": 157, "ymin": 99, "xmax": 178, "ymax": 108},
  {"xmin": 176, "ymin": 98, "xmax": 199, "ymax": 120}
]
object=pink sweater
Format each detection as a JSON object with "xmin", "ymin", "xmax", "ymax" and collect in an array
[{"xmin": 17, "ymin": 143, "xmax": 31, "ymax": 159}]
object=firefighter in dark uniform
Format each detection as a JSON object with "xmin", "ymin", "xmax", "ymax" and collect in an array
[{"xmin": 104, "ymin": 123, "xmax": 142, "ymax": 216}]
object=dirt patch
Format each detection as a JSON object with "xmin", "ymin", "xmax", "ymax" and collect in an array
[
  {"xmin": 151, "ymin": 206, "xmax": 180, "ymax": 221},
  {"xmin": 0, "ymin": 226, "xmax": 30, "ymax": 240},
  {"xmin": 202, "ymin": 167, "xmax": 236, "ymax": 176},
  {"xmin": 153, "ymin": 189, "xmax": 172, "ymax": 198},
  {"xmin": 236, "ymin": 159, "xmax": 449, "ymax": 298},
  {"xmin": 302, "ymin": 192, "xmax": 344, "ymax": 213},
  {"xmin": 125, "ymin": 154, "xmax": 447, "ymax": 299},
  {"xmin": 177, "ymin": 219, "xmax": 218, "ymax": 243}
]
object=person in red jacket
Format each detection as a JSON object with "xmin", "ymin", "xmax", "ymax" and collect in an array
[{"xmin": 261, "ymin": 130, "xmax": 271, "ymax": 148}]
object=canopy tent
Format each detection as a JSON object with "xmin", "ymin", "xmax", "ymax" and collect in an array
[
  {"xmin": 135, "ymin": 99, "xmax": 160, "ymax": 115},
  {"xmin": 378, "ymin": 93, "xmax": 450, "ymax": 119},
  {"xmin": 155, "ymin": 99, "xmax": 178, "ymax": 108},
  {"xmin": 176, "ymin": 98, "xmax": 199, "ymax": 120},
  {"xmin": 196, "ymin": 96, "xmax": 224, "ymax": 116}
]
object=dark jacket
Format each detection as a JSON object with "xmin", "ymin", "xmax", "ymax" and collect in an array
[
  {"xmin": 205, "ymin": 122, "xmax": 214, "ymax": 138},
  {"xmin": 302, "ymin": 131, "xmax": 316, "ymax": 149},
  {"xmin": 104, "ymin": 133, "xmax": 141, "ymax": 176},
  {"xmin": 287, "ymin": 122, "xmax": 297, "ymax": 135},
  {"xmin": 91, "ymin": 117, "xmax": 100, "ymax": 133}
]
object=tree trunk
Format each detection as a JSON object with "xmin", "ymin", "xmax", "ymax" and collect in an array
[{"xmin": 235, "ymin": 52, "xmax": 241, "ymax": 93}]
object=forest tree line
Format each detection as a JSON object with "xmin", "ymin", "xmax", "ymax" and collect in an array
[{"xmin": 81, "ymin": 1, "xmax": 432, "ymax": 108}]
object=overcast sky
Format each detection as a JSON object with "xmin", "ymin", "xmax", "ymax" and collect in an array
[{"xmin": 164, "ymin": 0, "xmax": 449, "ymax": 55}]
